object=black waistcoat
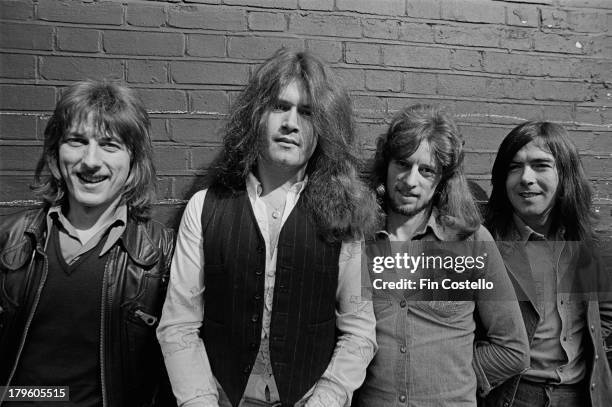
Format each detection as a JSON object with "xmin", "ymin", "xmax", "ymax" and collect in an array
[{"xmin": 200, "ymin": 185, "xmax": 341, "ymax": 407}]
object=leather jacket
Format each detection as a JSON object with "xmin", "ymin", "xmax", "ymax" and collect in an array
[{"xmin": 0, "ymin": 208, "xmax": 176, "ymax": 407}]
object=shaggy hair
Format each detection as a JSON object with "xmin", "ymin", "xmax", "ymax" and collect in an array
[
  {"xmin": 371, "ymin": 104, "xmax": 481, "ymax": 237},
  {"xmin": 485, "ymin": 121, "xmax": 595, "ymax": 242},
  {"xmin": 33, "ymin": 80, "xmax": 156, "ymax": 219},
  {"xmin": 210, "ymin": 48, "xmax": 379, "ymax": 241}
]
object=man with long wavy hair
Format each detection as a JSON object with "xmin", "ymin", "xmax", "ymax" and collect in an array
[
  {"xmin": 483, "ymin": 121, "xmax": 612, "ymax": 407},
  {"xmin": 0, "ymin": 80, "xmax": 175, "ymax": 406},
  {"xmin": 157, "ymin": 48, "xmax": 379, "ymax": 407},
  {"xmin": 355, "ymin": 104, "xmax": 528, "ymax": 406}
]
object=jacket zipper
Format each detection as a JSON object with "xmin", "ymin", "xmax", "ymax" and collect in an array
[
  {"xmin": 2, "ymin": 248, "xmax": 47, "ymax": 402},
  {"xmin": 99, "ymin": 247, "xmax": 117, "ymax": 407}
]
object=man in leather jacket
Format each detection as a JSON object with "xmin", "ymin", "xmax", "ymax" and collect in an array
[
  {"xmin": 483, "ymin": 121, "xmax": 612, "ymax": 407},
  {"xmin": 0, "ymin": 80, "xmax": 175, "ymax": 407}
]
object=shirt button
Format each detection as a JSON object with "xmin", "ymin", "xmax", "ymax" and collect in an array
[
  {"xmin": 563, "ymin": 337, "xmax": 567, "ymax": 341},
  {"xmin": 400, "ymin": 345, "xmax": 407, "ymax": 353},
  {"xmin": 255, "ymin": 269, "xmax": 263, "ymax": 276},
  {"xmin": 560, "ymin": 300, "xmax": 564, "ymax": 305},
  {"xmin": 595, "ymin": 354, "xmax": 599, "ymax": 360},
  {"xmin": 400, "ymin": 300, "xmax": 407, "ymax": 308},
  {"xmin": 243, "ymin": 364, "xmax": 252, "ymax": 374},
  {"xmin": 591, "ymin": 325, "xmax": 595, "ymax": 332},
  {"xmin": 254, "ymin": 294, "xmax": 262, "ymax": 300},
  {"xmin": 591, "ymin": 382, "xmax": 596, "ymax": 390},
  {"xmin": 503, "ymin": 403, "xmax": 510, "ymax": 407},
  {"xmin": 249, "ymin": 342, "xmax": 257, "ymax": 350},
  {"xmin": 399, "ymin": 395, "xmax": 406, "ymax": 402},
  {"xmin": 251, "ymin": 314, "xmax": 259, "ymax": 322}
]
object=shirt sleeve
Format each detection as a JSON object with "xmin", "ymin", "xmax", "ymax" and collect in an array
[
  {"xmin": 156, "ymin": 190, "xmax": 219, "ymax": 407},
  {"xmin": 306, "ymin": 240, "xmax": 378, "ymax": 407},
  {"xmin": 471, "ymin": 226, "xmax": 530, "ymax": 396}
]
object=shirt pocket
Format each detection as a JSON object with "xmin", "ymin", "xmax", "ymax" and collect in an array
[{"xmin": 424, "ymin": 300, "xmax": 472, "ymax": 319}]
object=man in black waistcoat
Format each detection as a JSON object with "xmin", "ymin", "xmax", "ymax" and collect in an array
[
  {"xmin": 157, "ymin": 48, "xmax": 380, "ymax": 407},
  {"xmin": 0, "ymin": 80, "xmax": 175, "ymax": 406}
]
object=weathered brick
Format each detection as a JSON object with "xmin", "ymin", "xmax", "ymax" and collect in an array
[
  {"xmin": 0, "ymin": 175, "xmax": 37, "ymax": 200},
  {"xmin": 450, "ymin": 49, "xmax": 483, "ymax": 72},
  {"xmin": 399, "ymin": 22, "xmax": 435, "ymax": 43},
  {"xmin": 458, "ymin": 124, "xmax": 508, "ymax": 151},
  {"xmin": 500, "ymin": 27, "xmax": 533, "ymax": 51},
  {"xmin": 168, "ymin": 5, "xmax": 246, "ymax": 30},
  {"xmin": 184, "ymin": 0, "xmax": 221, "ymax": 4},
  {"xmin": 186, "ymin": 34, "xmax": 226, "ymax": 57},
  {"xmin": 228, "ymin": 36, "xmax": 304, "ymax": 59},
  {"xmin": 437, "ymin": 74, "xmax": 487, "ymax": 98},
  {"xmin": 40, "ymin": 56, "xmax": 123, "ymax": 81},
  {"xmin": 336, "ymin": 0, "xmax": 404, "ymax": 16},
  {"xmin": 541, "ymin": 57, "xmax": 574, "ymax": 77},
  {"xmin": 435, "ymin": 25, "xmax": 499, "ymax": 48},
  {"xmin": 540, "ymin": 103, "xmax": 574, "ymax": 123},
  {"xmin": 365, "ymin": 70, "xmax": 402, "ymax": 92},
  {"xmin": 406, "ymin": 0, "xmax": 440, "ymax": 19},
  {"xmin": 38, "ymin": 0, "xmax": 123, "ymax": 25},
  {"xmin": 150, "ymin": 118, "xmax": 171, "ymax": 141},
  {"xmin": 463, "ymin": 151, "xmax": 495, "ymax": 175},
  {"xmin": 483, "ymin": 52, "xmax": 543, "ymax": 76},
  {"xmin": 533, "ymin": 80, "xmax": 594, "ymax": 102},
  {"xmin": 57, "ymin": 27, "xmax": 100, "ymax": 53},
  {"xmin": 0, "ymin": 22, "xmax": 53, "ymax": 50},
  {"xmin": 191, "ymin": 145, "xmax": 223, "ymax": 169},
  {"xmin": 0, "ymin": 54, "xmax": 36, "ymax": 79},
  {"xmin": 498, "ymin": 77, "xmax": 536, "ymax": 100},
  {"xmin": 298, "ymin": 0, "xmax": 333, "ymax": 11},
  {"xmin": 345, "ymin": 42, "xmax": 381, "ymax": 65},
  {"xmin": 581, "ymin": 154, "xmax": 612, "ymax": 177},
  {"xmin": 362, "ymin": 19, "xmax": 399, "ymax": 40},
  {"xmin": 173, "ymin": 175, "xmax": 209, "ymax": 200},
  {"xmin": 506, "ymin": 4, "xmax": 539, "ymax": 28},
  {"xmin": 0, "ymin": 85, "xmax": 55, "ymax": 110},
  {"xmin": 353, "ymin": 95, "xmax": 386, "ymax": 119},
  {"xmin": 137, "ymin": 89, "xmax": 187, "ymax": 112},
  {"xmin": 127, "ymin": 60, "xmax": 168, "ymax": 84},
  {"xmin": 558, "ymin": 0, "xmax": 612, "ymax": 9},
  {"xmin": 584, "ymin": 34, "xmax": 612, "ymax": 58},
  {"xmin": 127, "ymin": 3, "xmax": 167, "ymax": 27},
  {"xmin": 154, "ymin": 146, "xmax": 190, "ymax": 171},
  {"xmin": 306, "ymin": 39, "xmax": 342, "ymax": 63},
  {"xmin": 355, "ymin": 121, "xmax": 387, "ymax": 151},
  {"xmin": 223, "ymin": 0, "xmax": 297, "ymax": 9},
  {"xmin": 171, "ymin": 61, "xmax": 249, "ymax": 85},
  {"xmin": 334, "ymin": 68, "xmax": 365, "ymax": 91},
  {"xmin": 383, "ymin": 45, "xmax": 451, "ymax": 69},
  {"xmin": 171, "ymin": 118, "xmax": 224, "ymax": 144},
  {"xmin": 569, "ymin": 11, "xmax": 609, "ymax": 33},
  {"xmin": 404, "ymin": 72, "xmax": 438, "ymax": 94},
  {"xmin": 0, "ymin": 145, "xmax": 42, "ymax": 170},
  {"xmin": 248, "ymin": 11, "xmax": 286, "ymax": 31},
  {"xmin": 541, "ymin": 8, "xmax": 569, "ymax": 29},
  {"xmin": 190, "ymin": 90, "xmax": 230, "ymax": 114},
  {"xmin": 290, "ymin": 13, "xmax": 362, "ymax": 38},
  {"xmin": 570, "ymin": 59, "xmax": 612, "ymax": 81},
  {"xmin": 440, "ymin": 0, "xmax": 505, "ymax": 24},
  {"xmin": 0, "ymin": 0, "xmax": 33, "ymax": 20},
  {"xmin": 386, "ymin": 95, "xmax": 440, "ymax": 114},
  {"xmin": 0, "ymin": 114, "xmax": 37, "ymax": 140},
  {"xmin": 153, "ymin": 176, "xmax": 174, "ymax": 200},
  {"xmin": 104, "ymin": 31, "xmax": 184, "ymax": 57},
  {"xmin": 533, "ymin": 31, "xmax": 583, "ymax": 54}
]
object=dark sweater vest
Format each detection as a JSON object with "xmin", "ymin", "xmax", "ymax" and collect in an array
[
  {"xmin": 13, "ymin": 225, "xmax": 106, "ymax": 407},
  {"xmin": 200, "ymin": 185, "xmax": 341, "ymax": 407}
]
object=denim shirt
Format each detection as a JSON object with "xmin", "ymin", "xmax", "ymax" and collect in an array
[{"xmin": 356, "ymin": 213, "xmax": 529, "ymax": 407}]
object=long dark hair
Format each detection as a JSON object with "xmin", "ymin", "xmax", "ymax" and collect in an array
[
  {"xmin": 32, "ymin": 80, "xmax": 156, "ymax": 219},
  {"xmin": 485, "ymin": 121, "xmax": 595, "ymax": 241},
  {"xmin": 211, "ymin": 48, "xmax": 379, "ymax": 241},
  {"xmin": 371, "ymin": 104, "xmax": 481, "ymax": 237}
]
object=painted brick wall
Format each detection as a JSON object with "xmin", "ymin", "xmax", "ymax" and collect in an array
[{"xmin": 1, "ymin": 0, "xmax": 610, "ymax": 232}]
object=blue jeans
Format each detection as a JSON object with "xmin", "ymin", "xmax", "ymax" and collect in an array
[{"xmin": 512, "ymin": 379, "xmax": 587, "ymax": 407}]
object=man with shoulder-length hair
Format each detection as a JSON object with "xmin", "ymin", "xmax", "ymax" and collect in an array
[
  {"xmin": 0, "ymin": 80, "xmax": 175, "ymax": 406},
  {"xmin": 157, "ymin": 48, "xmax": 379, "ymax": 407},
  {"xmin": 355, "ymin": 104, "xmax": 529, "ymax": 406},
  {"xmin": 483, "ymin": 121, "xmax": 612, "ymax": 407}
]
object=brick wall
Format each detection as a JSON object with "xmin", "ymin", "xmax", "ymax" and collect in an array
[{"xmin": 1, "ymin": 0, "xmax": 610, "ymax": 232}]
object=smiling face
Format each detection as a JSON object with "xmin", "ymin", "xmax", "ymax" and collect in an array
[
  {"xmin": 505, "ymin": 140, "xmax": 559, "ymax": 229},
  {"xmin": 259, "ymin": 80, "xmax": 317, "ymax": 179},
  {"xmin": 57, "ymin": 113, "xmax": 131, "ymax": 218},
  {"xmin": 386, "ymin": 141, "xmax": 441, "ymax": 218}
]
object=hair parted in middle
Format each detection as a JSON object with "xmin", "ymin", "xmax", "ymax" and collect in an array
[
  {"xmin": 371, "ymin": 104, "xmax": 481, "ymax": 236},
  {"xmin": 485, "ymin": 121, "xmax": 595, "ymax": 242},
  {"xmin": 210, "ymin": 47, "xmax": 379, "ymax": 241}
]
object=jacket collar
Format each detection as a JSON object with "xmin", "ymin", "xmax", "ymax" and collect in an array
[
  {"xmin": 118, "ymin": 217, "xmax": 160, "ymax": 266},
  {"xmin": 1, "ymin": 207, "xmax": 158, "ymax": 269}
]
